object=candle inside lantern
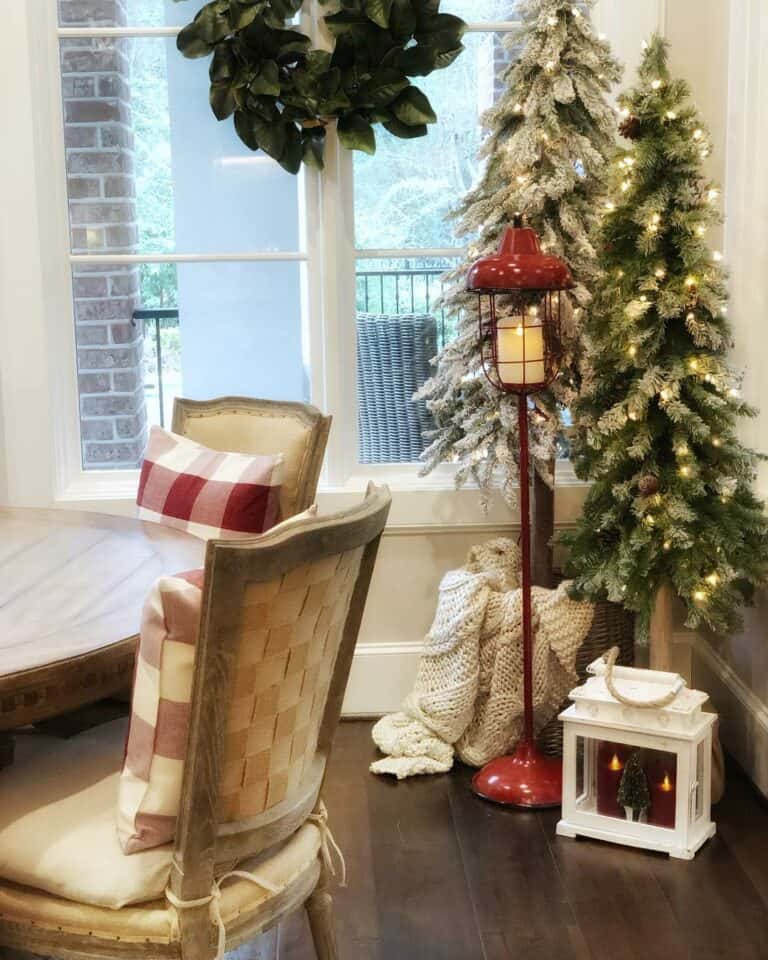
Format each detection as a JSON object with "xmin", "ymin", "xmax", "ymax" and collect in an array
[
  {"xmin": 496, "ymin": 314, "xmax": 546, "ymax": 385},
  {"xmin": 596, "ymin": 742, "xmax": 627, "ymax": 818},
  {"xmin": 649, "ymin": 770, "xmax": 677, "ymax": 829}
]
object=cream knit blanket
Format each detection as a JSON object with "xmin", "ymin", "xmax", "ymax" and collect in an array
[{"xmin": 371, "ymin": 538, "xmax": 595, "ymax": 779}]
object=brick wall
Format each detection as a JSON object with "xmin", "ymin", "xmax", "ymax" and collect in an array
[{"xmin": 59, "ymin": 0, "xmax": 147, "ymax": 468}]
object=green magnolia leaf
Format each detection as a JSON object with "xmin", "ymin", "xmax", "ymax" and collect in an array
[
  {"xmin": 394, "ymin": 44, "xmax": 437, "ymax": 76},
  {"xmin": 177, "ymin": 23, "xmax": 214, "ymax": 58},
  {"xmin": 364, "ymin": 68, "xmax": 410, "ymax": 106},
  {"xmin": 432, "ymin": 44, "xmax": 464, "ymax": 69},
  {"xmin": 301, "ymin": 126, "xmax": 326, "ymax": 169},
  {"xmin": 364, "ymin": 0, "xmax": 394, "ymax": 28},
  {"xmin": 271, "ymin": 0, "xmax": 303, "ymax": 19},
  {"xmin": 194, "ymin": 4, "xmax": 232, "ymax": 45},
  {"xmin": 324, "ymin": 10, "xmax": 372, "ymax": 35},
  {"xmin": 210, "ymin": 81, "xmax": 237, "ymax": 119},
  {"xmin": 234, "ymin": 108, "xmax": 259, "ymax": 149},
  {"xmin": 209, "ymin": 43, "xmax": 236, "ymax": 81},
  {"xmin": 319, "ymin": 66, "xmax": 342, "ymax": 97},
  {"xmin": 383, "ymin": 117, "xmax": 428, "ymax": 139},
  {"xmin": 389, "ymin": 0, "xmax": 417, "ymax": 41},
  {"xmin": 250, "ymin": 114, "xmax": 288, "ymax": 158},
  {"xmin": 415, "ymin": 12, "xmax": 467, "ymax": 42},
  {"xmin": 273, "ymin": 29, "xmax": 312, "ymax": 63},
  {"xmin": 279, "ymin": 124, "xmax": 303, "ymax": 174},
  {"xmin": 337, "ymin": 113, "xmax": 376, "ymax": 154},
  {"xmin": 391, "ymin": 85, "xmax": 436, "ymax": 125},
  {"xmin": 318, "ymin": 91, "xmax": 353, "ymax": 114},
  {"xmin": 249, "ymin": 59, "xmax": 280, "ymax": 96},
  {"xmin": 228, "ymin": 1, "xmax": 261, "ymax": 31}
]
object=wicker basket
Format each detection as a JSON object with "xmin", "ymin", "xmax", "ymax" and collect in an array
[
  {"xmin": 538, "ymin": 601, "xmax": 635, "ymax": 756},
  {"xmin": 357, "ymin": 313, "xmax": 437, "ymax": 464}
]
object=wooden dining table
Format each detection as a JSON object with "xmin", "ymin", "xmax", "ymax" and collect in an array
[{"xmin": 0, "ymin": 507, "xmax": 205, "ymax": 734}]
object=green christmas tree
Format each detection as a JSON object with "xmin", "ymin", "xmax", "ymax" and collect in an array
[
  {"xmin": 565, "ymin": 35, "xmax": 768, "ymax": 635},
  {"xmin": 617, "ymin": 751, "xmax": 650, "ymax": 820},
  {"xmin": 417, "ymin": 0, "xmax": 621, "ymax": 503}
]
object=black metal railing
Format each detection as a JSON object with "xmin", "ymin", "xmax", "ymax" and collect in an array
[
  {"xmin": 356, "ymin": 268, "xmax": 452, "ymax": 346},
  {"xmin": 133, "ymin": 308, "xmax": 179, "ymax": 428}
]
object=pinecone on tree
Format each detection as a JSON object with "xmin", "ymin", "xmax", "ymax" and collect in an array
[
  {"xmin": 619, "ymin": 114, "xmax": 642, "ymax": 140},
  {"xmin": 638, "ymin": 475, "xmax": 660, "ymax": 497}
]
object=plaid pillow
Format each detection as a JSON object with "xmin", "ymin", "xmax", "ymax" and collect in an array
[
  {"xmin": 137, "ymin": 426, "xmax": 283, "ymax": 539},
  {"xmin": 117, "ymin": 507, "xmax": 318, "ymax": 855},
  {"xmin": 117, "ymin": 570, "xmax": 201, "ymax": 854}
]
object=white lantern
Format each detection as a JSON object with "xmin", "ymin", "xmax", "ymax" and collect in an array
[{"xmin": 556, "ymin": 653, "xmax": 716, "ymax": 860}]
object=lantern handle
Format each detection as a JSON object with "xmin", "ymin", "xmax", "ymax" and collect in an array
[{"xmin": 600, "ymin": 646, "xmax": 686, "ymax": 708}]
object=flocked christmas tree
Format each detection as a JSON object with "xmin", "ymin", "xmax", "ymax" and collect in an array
[
  {"xmin": 617, "ymin": 751, "xmax": 650, "ymax": 821},
  {"xmin": 417, "ymin": 0, "xmax": 621, "ymax": 502},
  {"xmin": 565, "ymin": 35, "xmax": 768, "ymax": 635}
]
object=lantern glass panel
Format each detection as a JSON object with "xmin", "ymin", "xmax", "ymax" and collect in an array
[
  {"xmin": 574, "ymin": 736, "xmax": 680, "ymax": 829},
  {"xmin": 479, "ymin": 291, "xmax": 563, "ymax": 391},
  {"xmin": 695, "ymin": 741, "xmax": 706, "ymax": 821},
  {"xmin": 495, "ymin": 301, "xmax": 546, "ymax": 387}
]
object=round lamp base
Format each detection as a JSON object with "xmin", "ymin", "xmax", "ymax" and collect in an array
[{"xmin": 472, "ymin": 740, "xmax": 563, "ymax": 808}]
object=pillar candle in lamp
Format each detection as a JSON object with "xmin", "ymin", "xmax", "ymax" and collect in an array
[
  {"xmin": 496, "ymin": 315, "xmax": 545, "ymax": 386},
  {"xmin": 649, "ymin": 769, "xmax": 677, "ymax": 828},
  {"xmin": 596, "ymin": 741, "xmax": 627, "ymax": 818}
]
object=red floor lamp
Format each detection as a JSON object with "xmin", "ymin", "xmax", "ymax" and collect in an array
[{"xmin": 468, "ymin": 215, "xmax": 574, "ymax": 808}]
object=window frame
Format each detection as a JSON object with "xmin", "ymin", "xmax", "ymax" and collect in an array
[{"xmin": 14, "ymin": 3, "xmax": 588, "ymax": 510}]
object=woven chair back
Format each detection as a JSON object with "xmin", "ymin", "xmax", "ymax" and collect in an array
[
  {"xmin": 219, "ymin": 544, "xmax": 365, "ymax": 821},
  {"xmin": 170, "ymin": 484, "xmax": 390, "ymax": 901}
]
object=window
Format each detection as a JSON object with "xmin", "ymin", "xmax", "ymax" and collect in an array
[
  {"xmin": 51, "ymin": 0, "xmax": 519, "ymax": 482},
  {"xmin": 58, "ymin": 1, "xmax": 306, "ymax": 469}
]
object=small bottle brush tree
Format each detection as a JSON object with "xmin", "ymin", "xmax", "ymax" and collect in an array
[
  {"xmin": 565, "ymin": 35, "xmax": 768, "ymax": 638},
  {"xmin": 617, "ymin": 751, "xmax": 650, "ymax": 822},
  {"xmin": 417, "ymin": 0, "xmax": 621, "ymax": 503}
]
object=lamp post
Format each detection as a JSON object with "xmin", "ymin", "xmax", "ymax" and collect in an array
[{"xmin": 468, "ymin": 215, "xmax": 574, "ymax": 808}]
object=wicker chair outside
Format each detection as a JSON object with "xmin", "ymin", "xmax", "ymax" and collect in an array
[{"xmin": 357, "ymin": 313, "xmax": 437, "ymax": 464}]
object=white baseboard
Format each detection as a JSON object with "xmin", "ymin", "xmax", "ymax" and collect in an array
[
  {"xmin": 690, "ymin": 636, "xmax": 768, "ymax": 799},
  {"xmin": 342, "ymin": 641, "xmax": 422, "ymax": 717}
]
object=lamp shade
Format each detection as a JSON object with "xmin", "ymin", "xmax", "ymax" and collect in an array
[{"xmin": 467, "ymin": 223, "xmax": 574, "ymax": 293}]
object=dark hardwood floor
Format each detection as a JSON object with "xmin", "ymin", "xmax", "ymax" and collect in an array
[
  {"xmin": 4, "ymin": 720, "xmax": 768, "ymax": 960},
  {"xmin": 274, "ymin": 720, "xmax": 768, "ymax": 960}
]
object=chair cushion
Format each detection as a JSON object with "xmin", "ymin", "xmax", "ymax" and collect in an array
[
  {"xmin": 0, "ymin": 719, "xmax": 172, "ymax": 909},
  {"xmin": 0, "ymin": 719, "xmax": 323, "ymax": 916},
  {"xmin": 118, "ymin": 506, "xmax": 319, "ymax": 854},
  {"xmin": 137, "ymin": 426, "xmax": 283, "ymax": 539}
]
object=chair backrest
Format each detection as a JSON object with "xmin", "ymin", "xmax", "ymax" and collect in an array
[
  {"xmin": 169, "ymin": 483, "xmax": 390, "ymax": 916},
  {"xmin": 172, "ymin": 396, "xmax": 332, "ymax": 519}
]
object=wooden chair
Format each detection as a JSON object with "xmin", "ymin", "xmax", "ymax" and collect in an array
[
  {"xmin": 172, "ymin": 396, "xmax": 332, "ymax": 520},
  {"xmin": 0, "ymin": 484, "xmax": 391, "ymax": 960}
]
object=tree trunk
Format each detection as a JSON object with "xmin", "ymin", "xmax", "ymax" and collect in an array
[
  {"xmin": 531, "ymin": 458, "xmax": 555, "ymax": 588},
  {"xmin": 649, "ymin": 582, "xmax": 674, "ymax": 671}
]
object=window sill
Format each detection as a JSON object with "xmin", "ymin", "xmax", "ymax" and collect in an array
[{"xmin": 52, "ymin": 461, "xmax": 589, "ymax": 528}]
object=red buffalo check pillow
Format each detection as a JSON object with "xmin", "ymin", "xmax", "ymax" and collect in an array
[{"xmin": 137, "ymin": 426, "xmax": 282, "ymax": 539}]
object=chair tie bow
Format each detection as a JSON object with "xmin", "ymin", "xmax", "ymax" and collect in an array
[{"xmin": 165, "ymin": 801, "xmax": 345, "ymax": 960}]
